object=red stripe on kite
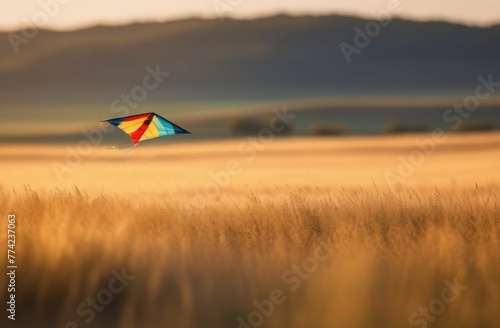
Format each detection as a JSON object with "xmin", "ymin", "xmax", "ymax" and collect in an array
[
  {"xmin": 129, "ymin": 114, "xmax": 154, "ymax": 144},
  {"xmin": 124, "ymin": 113, "xmax": 152, "ymax": 122}
]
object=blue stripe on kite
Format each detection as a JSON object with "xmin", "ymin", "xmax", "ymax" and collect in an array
[
  {"xmin": 157, "ymin": 116, "xmax": 189, "ymax": 135},
  {"xmin": 106, "ymin": 118, "xmax": 126, "ymax": 127},
  {"xmin": 173, "ymin": 125, "xmax": 188, "ymax": 134},
  {"xmin": 153, "ymin": 116, "xmax": 174, "ymax": 135}
]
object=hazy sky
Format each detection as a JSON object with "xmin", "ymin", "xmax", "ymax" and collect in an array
[{"xmin": 1, "ymin": 0, "xmax": 499, "ymax": 30}]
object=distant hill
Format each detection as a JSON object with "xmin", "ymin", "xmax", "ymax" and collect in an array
[{"xmin": 1, "ymin": 15, "xmax": 500, "ymax": 106}]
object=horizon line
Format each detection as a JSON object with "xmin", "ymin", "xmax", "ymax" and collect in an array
[{"xmin": 1, "ymin": 11, "xmax": 499, "ymax": 34}]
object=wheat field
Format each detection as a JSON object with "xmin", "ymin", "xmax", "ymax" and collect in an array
[{"xmin": 1, "ymin": 133, "xmax": 499, "ymax": 328}]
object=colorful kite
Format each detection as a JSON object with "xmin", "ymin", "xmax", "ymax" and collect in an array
[{"xmin": 102, "ymin": 112, "xmax": 190, "ymax": 145}]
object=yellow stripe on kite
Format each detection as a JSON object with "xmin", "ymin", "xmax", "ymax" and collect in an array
[
  {"xmin": 139, "ymin": 123, "xmax": 160, "ymax": 142},
  {"xmin": 118, "ymin": 117, "xmax": 148, "ymax": 134},
  {"xmin": 148, "ymin": 121, "xmax": 160, "ymax": 137}
]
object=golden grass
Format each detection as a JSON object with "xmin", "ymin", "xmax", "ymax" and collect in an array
[
  {"xmin": 1, "ymin": 186, "xmax": 499, "ymax": 328},
  {"xmin": 1, "ymin": 133, "xmax": 499, "ymax": 327},
  {"xmin": 1, "ymin": 132, "xmax": 499, "ymax": 196}
]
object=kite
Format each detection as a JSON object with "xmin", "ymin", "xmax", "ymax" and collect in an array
[{"xmin": 102, "ymin": 112, "xmax": 190, "ymax": 146}]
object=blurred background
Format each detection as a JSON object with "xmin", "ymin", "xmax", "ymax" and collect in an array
[
  {"xmin": 1, "ymin": 3, "xmax": 500, "ymax": 328},
  {"xmin": 0, "ymin": 0, "xmax": 499, "ymax": 145}
]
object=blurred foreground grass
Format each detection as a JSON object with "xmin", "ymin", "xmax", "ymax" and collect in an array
[{"xmin": 1, "ymin": 186, "xmax": 499, "ymax": 328}]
